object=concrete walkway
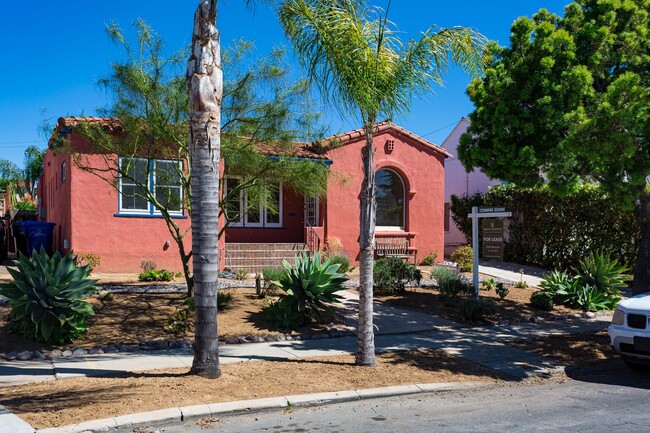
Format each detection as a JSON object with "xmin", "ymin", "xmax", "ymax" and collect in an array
[{"xmin": 479, "ymin": 261, "xmax": 548, "ymax": 287}]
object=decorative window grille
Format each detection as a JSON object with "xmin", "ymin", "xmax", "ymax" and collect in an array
[
  {"xmin": 304, "ymin": 196, "xmax": 319, "ymax": 226},
  {"xmin": 386, "ymin": 139, "xmax": 395, "ymax": 151}
]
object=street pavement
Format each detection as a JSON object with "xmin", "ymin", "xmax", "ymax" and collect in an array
[{"xmin": 145, "ymin": 362, "xmax": 650, "ymax": 433}]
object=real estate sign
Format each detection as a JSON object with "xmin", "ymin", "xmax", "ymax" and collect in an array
[{"xmin": 481, "ymin": 218, "xmax": 504, "ymax": 261}]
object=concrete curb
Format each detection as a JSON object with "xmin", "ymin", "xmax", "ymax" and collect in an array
[{"xmin": 27, "ymin": 381, "xmax": 490, "ymax": 433}]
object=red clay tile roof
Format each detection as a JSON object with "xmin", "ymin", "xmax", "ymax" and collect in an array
[
  {"xmin": 57, "ymin": 116, "xmax": 123, "ymax": 131},
  {"xmin": 50, "ymin": 116, "xmax": 330, "ymax": 159},
  {"xmin": 50, "ymin": 117, "xmax": 448, "ymax": 159},
  {"xmin": 324, "ymin": 121, "xmax": 453, "ymax": 158}
]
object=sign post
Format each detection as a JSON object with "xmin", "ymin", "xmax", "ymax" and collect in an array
[{"xmin": 467, "ymin": 206, "xmax": 512, "ymax": 299}]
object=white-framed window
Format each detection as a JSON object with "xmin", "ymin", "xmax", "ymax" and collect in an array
[
  {"xmin": 118, "ymin": 157, "xmax": 183, "ymax": 215},
  {"xmin": 375, "ymin": 168, "xmax": 405, "ymax": 231},
  {"xmin": 223, "ymin": 176, "xmax": 282, "ymax": 228}
]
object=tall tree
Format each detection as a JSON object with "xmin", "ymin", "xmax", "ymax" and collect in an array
[
  {"xmin": 279, "ymin": 0, "xmax": 485, "ymax": 365},
  {"xmin": 58, "ymin": 20, "xmax": 328, "ymax": 298},
  {"xmin": 0, "ymin": 146, "xmax": 44, "ymax": 200},
  {"xmin": 458, "ymin": 0, "xmax": 649, "ymax": 294},
  {"xmin": 187, "ymin": 0, "xmax": 222, "ymax": 378}
]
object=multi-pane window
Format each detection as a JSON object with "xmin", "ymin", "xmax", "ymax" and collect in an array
[
  {"xmin": 375, "ymin": 168, "xmax": 405, "ymax": 230},
  {"xmin": 223, "ymin": 176, "xmax": 282, "ymax": 227},
  {"xmin": 118, "ymin": 158, "xmax": 183, "ymax": 215},
  {"xmin": 304, "ymin": 196, "xmax": 319, "ymax": 226}
]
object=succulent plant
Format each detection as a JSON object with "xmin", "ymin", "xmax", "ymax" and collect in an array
[{"xmin": 1, "ymin": 247, "xmax": 98, "ymax": 344}]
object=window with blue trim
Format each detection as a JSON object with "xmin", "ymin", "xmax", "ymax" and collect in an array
[{"xmin": 118, "ymin": 157, "xmax": 183, "ymax": 216}]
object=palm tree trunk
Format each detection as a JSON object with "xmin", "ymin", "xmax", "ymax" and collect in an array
[
  {"xmin": 187, "ymin": 0, "xmax": 222, "ymax": 378},
  {"xmin": 356, "ymin": 121, "xmax": 377, "ymax": 366}
]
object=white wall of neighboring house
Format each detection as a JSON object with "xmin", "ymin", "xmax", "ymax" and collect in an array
[{"xmin": 442, "ymin": 118, "xmax": 501, "ymax": 256}]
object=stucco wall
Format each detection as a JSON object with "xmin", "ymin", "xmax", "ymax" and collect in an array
[
  {"xmin": 325, "ymin": 129, "xmax": 446, "ymax": 264},
  {"xmin": 67, "ymin": 153, "xmax": 192, "ymax": 273},
  {"xmin": 39, "ymin": 150, "xmax": 73, "ymax": 256},
  {"xmin": 442, "ymin": 118, "xmax": 501, "ymax": 256}
]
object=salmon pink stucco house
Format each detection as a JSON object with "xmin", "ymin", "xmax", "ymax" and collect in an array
[{"xmin": 39, "ymin": 117, "xmax": 450, "ymax": 273}]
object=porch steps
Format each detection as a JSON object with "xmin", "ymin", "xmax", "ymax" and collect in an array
[{"xmin": 224, "ymin": 243, "xmax": 309, "ymax": 273}]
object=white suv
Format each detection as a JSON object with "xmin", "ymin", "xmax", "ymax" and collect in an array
[{"xmin": 608, "ymin": 293, "xmax": 650, "ymax": 370}]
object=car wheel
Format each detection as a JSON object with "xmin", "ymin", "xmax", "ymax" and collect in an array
[{"xmin": 624, "ymin": 359, "xmax": 650, "ymax": 372}]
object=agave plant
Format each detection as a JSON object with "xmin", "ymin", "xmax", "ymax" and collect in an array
[
  {"xmin": 574, "ymin": 252, "xmax": 630, "ymax": 296},
  {"xmin": 0, "ymin": 247, "xmax": 98, "ymax": 344},
  {"xmin": 265, "ymin": 252, "xmax": 348, "ymax": 329},
  {"xmin": 539, "ymin": 270, "xmax": 573, "ymax": 304}
]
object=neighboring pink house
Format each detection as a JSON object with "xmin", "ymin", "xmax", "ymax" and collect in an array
[
  {"xmin": 441, "ymin": 118, "xmax": 501, "ymax": 256},
  {"xmin": 40, "ymin": 117, "xmax": 450, "ymax": 273}
]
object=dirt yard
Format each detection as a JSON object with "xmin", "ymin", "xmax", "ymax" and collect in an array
[
  {"xmin": 0, "ymin": 287, "xmax": 335, "ymax": 355},
  {"xmin": 375, "ymin": 282, "xmax": 577, "ymax": 325},
  {"xmin": 0, "ymin": 349, "xmax": 499, "ymax": 429}
]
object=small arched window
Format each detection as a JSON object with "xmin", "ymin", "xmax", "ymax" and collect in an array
[{"xmin": 375, "ymin": 168, "xmax": 405, "ymax": 230}]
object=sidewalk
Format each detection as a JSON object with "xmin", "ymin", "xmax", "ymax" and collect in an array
[{"xmin": 479, "ymin": 261, "xmax": 547, "ymax": 287}]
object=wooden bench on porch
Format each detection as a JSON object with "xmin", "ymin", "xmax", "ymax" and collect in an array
[{"xmin": 375, "ymin": 236, "xmax": 417, "ymax": 265}]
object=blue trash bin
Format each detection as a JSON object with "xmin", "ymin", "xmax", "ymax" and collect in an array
[{"xmin": 23, "ymin": 221, "xmax": 56, "ymax": 257}]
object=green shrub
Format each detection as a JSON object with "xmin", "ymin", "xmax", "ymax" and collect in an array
[
  {"xmin": 566, "ymin": 283, "xmax": 617, "ymax": 312},
  {"xmin": 575, "ymin": 251, "xmax": 630, "ymax": 296},
  {"xmin": 539, "ymin": 270, "xmax": 573, "ymax": 304},
  {"xmin": 419, "ymin": 251, "xmax": 438, "ymax": 266},
  {"xmin": 457, "ymin": 298, "xmax": 497, "ymax": 323},
  {"xmin": 260, "ymin": 267, "xmax": 284, "ymax": 297},
  {"xmin": 373, "ymin": 257, "xmax": 422, "ymax": 296},
  {"xmin": 0, "ymin": 248, "xmax": 98, "ymax": 344},
  {"xmin": 540, "ymin": 263, "xmax": 623, "ymax": 312},
  {"xmin": 13, "ymin": 201, "xmax": 37, "ymax": 211},
  {"xmin": 264, "ymin": 301, "xmax": 307, "ymax": 330},
  {"xmin": 450, "ymin": 246, "xmax": 473, "ymax": 272},
  {"xmin": 530, "ymin": 291, "xmax": 554, "ymax": 311},
  {"xmin": 164, "ymin": 304, "xmax": 193, "ymax": 335},
  {"xmin": 450, "ymin": 185, "xmax": 640, "ymax": 270},
  {"xmin": 327, "ymin": 254, "xmax": 351, "ymax": 273},
  {"xmin": 495, "ymin": 282, "xmax": 509, "ymax": 300},
  {"xmin": 264, "ymin": 252, "xmax": 347, "ymax": 329},
  {"xmin": 138, "ymin": 269, "xmax": 175, "ymax": 282},
  {"xmin": 482, "ymin": 278, "xmax": 497, "ymax": 291},
  {"xmin": 164, "ymin": 292, "xmax": 234, "ymax": 335},
  {"xmin": 217, "ymin": 290, "xmax": 234, "ymax": 311},
  {"xmin": 235, "ymin": 269, "xmax": 249, "ymax": 280},
  {"xmin": 432, "ymin": 267, "xmax": 472, "ymax": 298}
]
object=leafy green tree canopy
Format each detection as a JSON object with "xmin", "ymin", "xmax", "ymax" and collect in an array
[
  {"xmin": 460, "ymin": 0, "xmax": 648, "ymax": 201},
  {"xmin": 459, "ymin": 0, "xmax": 649, "ymax": 292}
]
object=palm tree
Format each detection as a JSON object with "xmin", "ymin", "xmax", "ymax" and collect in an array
[
  {"xmin": 186, "ymin": 0, "xmax": 222, "ymax": 378},
  {"xmin": 279, "ymin": 0, "xmax": 486, "ymax": 366}
]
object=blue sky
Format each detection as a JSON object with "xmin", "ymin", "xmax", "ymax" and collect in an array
[{"xmin": 0, "ymin": 0, "xmax": 569, "ymax": 168}]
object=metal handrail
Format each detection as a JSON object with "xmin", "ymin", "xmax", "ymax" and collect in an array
[{"xmin": 305, "ymin": 219, "xmax": 321, "ymax": 256}]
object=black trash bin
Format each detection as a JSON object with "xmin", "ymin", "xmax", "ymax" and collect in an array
[
  {"xmin": 23, "ymin": 221, "xmax": 56, "ymax": 257},
  {"xmin": 11, "ymin": 220, "xmax": 29, "ymax": 257}
]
